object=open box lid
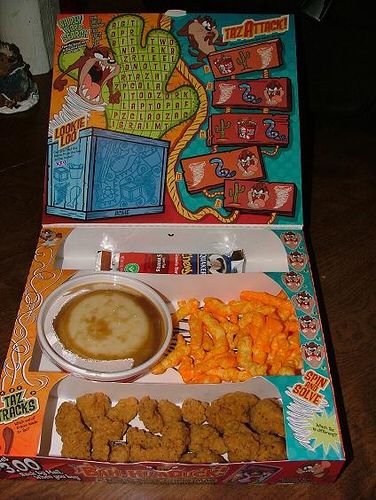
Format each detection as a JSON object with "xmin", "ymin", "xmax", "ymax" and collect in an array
[{"xmin": 43, "ymin": 12, "xmax": 302, "ymax": 228}]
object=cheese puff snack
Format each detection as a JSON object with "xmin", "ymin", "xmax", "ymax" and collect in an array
[{"xmin": 152, "ymin": 290, "xmax": 302, "ymax": 383}]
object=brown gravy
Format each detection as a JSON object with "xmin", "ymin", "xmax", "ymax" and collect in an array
[{"xmin": 53, "ymin": 287, "xmax": 165, "ymax": 365}]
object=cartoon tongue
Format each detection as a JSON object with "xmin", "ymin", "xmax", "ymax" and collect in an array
[{"xmin": 83, "ymin": 74, "xmax": 101, "ymax": 99}]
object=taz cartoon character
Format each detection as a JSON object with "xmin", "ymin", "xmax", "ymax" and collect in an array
[
  {"xmin": 297, "ymin": 461, "xmax": 331, "ymax": 478},
  {"xmin": 299, "ymin": 315, "xmax": 319, "ymax": 339},
  {"xmin": 282, "ymin": 231, "xmax": 301, "ymax": 249},
  {"xmin": 283, "ymin": 271, "xmax": 303, "ymax": 291},
  {"xmin": 247, "ymin": 182, "xmax": 270, "ymax": 209},
  {"xmin": 237, "ymin": 150, "xmax": 260, "ymax": 177},
  {"xmin": 302, "ymin": 341, "xmax": 325, "ymax": 368},
  {"xmin": 178, "ymin": 16, "xmax": 227, "ymax": 69},
  {"xmin": 238, "ymin": 119, "xmax": 257, "ymax": 140},
  {"xmin": 214, "ymin": 54, "xmax": 235, "ymax": 75},
  {"xmin": 288, "ymin": 251, "xmax": 307, "ymax": 271},
  {"xmin": 49, "ymin": 46, "xmax": 120, "ymax": 135},
  {"xmin": 264, "ymin": 80, "xmax": 285, "ymax": 106},
  {"xmin": 53, "ymin": 46, "xmax": 120, "ymax": 104},
  {"xmin": 40, "ymin": 229, "xmax": 62, "ymax": 246},
  {"xmin": 0, "ymin": 41, "xmax": 38, "ymax": 111},
  {"xmin": 294, "ymin": 291, "xmax": 314, "ymax": 314}
]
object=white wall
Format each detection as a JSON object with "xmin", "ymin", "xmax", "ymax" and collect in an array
[{"xmin": 0, "ymin": 0, "xmax": 59, "ymax": 75}]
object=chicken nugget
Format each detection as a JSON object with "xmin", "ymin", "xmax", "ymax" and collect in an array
[
  {"xmin": 76, "ymin": 393, "xmax": 111, "ymax": 428},
  {"xmin": 59, "ymin": 431, "xmax": 92, "ymax": 460},
  {"xmin": 207, "ymin": 392, "xmax": 257, "ymax": 432},
  {"xmin": 109, "ymin": 443, "xmax": 131, "ymax": 463},
  {"xmin": 161, "ymin": 422, "xmax": 190, "ymax": 461},
  {"xmin": 223, "ymin": 424, "xmax": 260, "ymax": 462},
  {"xmin": 249, "ymin": 398, "xmax": 285, "ymax": 437},
  {"xmin": 181, "ymin": 451, "xmax": 226, "ymax": 463},
  {"xmin": 139, "ymin": 396, "xmax": 164, "ymax": 433},
  {"xmin": 107, "ymin": 397, "xmax": 139, "ymax": 424},
  {"xmin": 221, "ymin": 392, "xmax": 259, "ymax": 410},
  {"xmin": 91, "ymin": 416, "xmax": 126, "ymax": 462},
  {"xmin": 126, "ymin": 427, "xmax": 161, "ymax": 449},
  {"xmin": 158, "ymin": 399, "xmax": 182, "ymax": 425},
  {"xmin": 256, "ymin": 433, "xmax": 287, "ymax": 461},
  {"xmin": 129, "ymin": 444, "xmax": 163, "ymax": 462},
  {"xmin": 55, "ymin": 402, "xmax": 83, "ymax": 435},
  {"xmin": 189, "ymin": 424, "xmax": 227, "ymax": 455},
  {"xmin": 55, "ymin": 402, "xmax": 91, "ymax": 460},
  {"xmin": 181, "ymin": 399, "xmax": 208, "ymax": 425}
]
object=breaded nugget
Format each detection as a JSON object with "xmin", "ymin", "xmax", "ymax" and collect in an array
[
  {"xmin": 160, "ymin": 422, "xmax": 190, "ymax": 461},
  {"xmin": 256, "ymin": 433, "xmax": 287, "ymax": 461},
  {"xmin": 158, "ymin": 399, "xmax": 182, "ymax": 424},
  {"xmin": 206, "ymin": 392, "xmax": 258, "ymax": 432},
  {"xmin": 59, "ymin": 431, "xmax": 92, "ymax": 460},
  {"xmin": 55, "ymin": 402, "xmax": 83, "ymax": 435},
  {"xmin": 223, "ymin": 423, "xmax": 260, "ymax": 462},
  {"xmin": 91, "ymin": 416, "xmax": 126, "ymax": 462},
  {"xmin": 76, "ymin": 392, "xmax": 111, "ymax": 428},
  {"xmin": 109, "ymin": 443, "xmax": 131, "ymax": 463},
  {"xmin": 221, "ymin": 391, "xmax": 259, "ymax": 409},
  {"xmin": 55, "ymin": 402, "xmax": 91, "ymax": 460},
  {"xmin": 107, "ymin": 397, "xmax": 139, "ymax": 424},
  {"xmin": 189, "ymin": 423, "xmax": 227, "ymax": 455},
  {"xmin": 249, "ymin": 398, "xmax": 285, "ymax": 437},
  {"xmin": 158, "ymin": 447, "xmax": 186, "ymax": 462},
  {"xmin": 181, "ymin": 399, "xmax": 208, "ymax": 424},
  {"xmin": 126, "ymin": 427, "xmax": 163, "ymax": 462},
  {"xmin": 129, "ymin": 444, "xmax": 163, "ymax": 462},
  {"xmin": 139, "ymin": 396, "xmax": 164, "ymax": 433},
  {"xmin": 126, "ymin": 427, "xmax": 161, "ymax": 449},
  {"xmin": 181, "ymin": 451, "xmax": 226, "ymax": 463}
]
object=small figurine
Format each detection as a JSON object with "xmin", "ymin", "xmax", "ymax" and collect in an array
[{"xmin": 0, "ymin": 40, "xmax": 39, "ymax": 113}]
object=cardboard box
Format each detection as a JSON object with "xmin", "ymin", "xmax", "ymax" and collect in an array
[{"xmin": 0, "ymin": 11, "xmax": 345, "ymax": 483}]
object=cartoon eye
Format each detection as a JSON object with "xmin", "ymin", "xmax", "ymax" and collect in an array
[
  {"xmin": 202, "ymin": 20, "xmax": 211, "ymax": 29},
  {"xmin": 108, "ymin": 58, "xmax": 116, "ymax": 64},
  {"xmin": 94, "ymin": 52, "xmax": 105, "ymax": 60}
]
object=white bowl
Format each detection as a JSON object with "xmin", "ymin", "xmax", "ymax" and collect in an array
[{"xmin": 36, "ymin": 272, "xmax": 173, "ymax": 381}]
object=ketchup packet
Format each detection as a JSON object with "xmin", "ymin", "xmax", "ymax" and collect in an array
[{"xmin": 97, "ymin": 250, "xmax": 246, "ymax": 275}]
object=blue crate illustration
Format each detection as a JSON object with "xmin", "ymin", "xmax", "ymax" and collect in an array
[{"xmin": 47, "ymin": 128, "xmax": 169, "ymax": 220}]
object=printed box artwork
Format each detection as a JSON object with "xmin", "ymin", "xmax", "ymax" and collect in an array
[
  {"xmin": 180, "ymin": 147, "xmax": 265, "ymax": 194},
  {"xmin": 0, "ymin": 11, "xmax": 345, "ymax": 485},
  {"xmin": 47, "ymin": 128, "xmax": 169, "ymax": 219},
  {"xmin": 212, "ymin": 78, "xmax": 291, "ymax": 111},
  {"xmin": 43, "ymin": 11, "xmax": 302, "ymax": 225}
]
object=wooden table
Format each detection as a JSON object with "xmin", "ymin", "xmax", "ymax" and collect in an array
[{"xmin": 1, "ymin": 28, "xmax": 375, "ymax": 498}]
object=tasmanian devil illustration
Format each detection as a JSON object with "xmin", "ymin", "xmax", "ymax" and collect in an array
[{"xmin": 178, "ymin": 16, "xmax": 227, "ymax": 69}]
